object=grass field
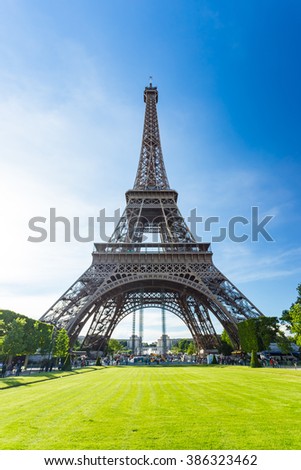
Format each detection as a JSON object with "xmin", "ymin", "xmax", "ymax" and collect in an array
[
  {"xmin": 0, "ymin": 367, "xmax": 98, "ymax": 389},
  {"xmin": 1, "ymin": 366, "xmax": 301, "ymax": 450}
]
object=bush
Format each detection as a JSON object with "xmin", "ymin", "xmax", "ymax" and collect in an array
[
  {"xmin": 250, "ymin": 350, "xmax": 261, "ymax": 368},
  {"xmin": 95, "ymin": 357, "xmax": 101, "ymax": 366}
]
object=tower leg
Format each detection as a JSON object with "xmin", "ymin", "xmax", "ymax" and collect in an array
[
  {"xmin": 139, "ymin": 306, "xmax": 143, "ymax": 355},
  {"xmin": 132, "ymin": 310, "xmax": 136, "ymax": 354},
  {"xmin": 162, "ymin": 302, "xmax": 167, "ymax": 356}
]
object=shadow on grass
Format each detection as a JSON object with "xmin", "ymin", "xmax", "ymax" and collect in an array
[{"xmin": 0, "ymin": 366, "xmax": 103, "ymax": 390}]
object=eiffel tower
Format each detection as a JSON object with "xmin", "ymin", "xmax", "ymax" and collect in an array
[{"xmin": 40, "ymin": 82, "xmax": 263, "ymax": 353}]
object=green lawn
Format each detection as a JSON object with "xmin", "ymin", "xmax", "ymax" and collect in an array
[
  {"xmin": 0, "ymin": 367, "xmax": 99, "ymax": 389},
  {"xmin": 1, "ymin": 366, "xmax": 300, "ymax": 450}
]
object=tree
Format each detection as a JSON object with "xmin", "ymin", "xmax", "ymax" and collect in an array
[
  {"xmin": 171, "ymin": 343, "xmax": 180, "ymax": 354},
  {"xmin": 296, "ymin": 283, "xmax": 301, "ymax": 304},
  {"xmin": 238, "ymin": 317, "xmax": 278, "ymax": 354},
  {"xmin": 290, "ymin": 303, "xmax": 301, "ymax": 347},
  {"xmin": 107, "ymin": 339, "xmax": 123, "ymax": 354},
  {"xmin": 0, "ymin": 310, "xmax": 53, "ymax": 358},
  {"xmin": 238, "ymin": 317, "xmax": 279, "ymax": 368},
  {"xmin": 171, "ymin": 339, "xmax": 196, "ymax": 354},
  {"xmin": 0, "ymin": 310, "xmax": 21, "ymax": 325},
  {"xmin": 280, "ymin": 283, "xmax": 301, "ymax": 349},
  {"xmin": 256, "ymin": 317, "xmax": 279, "ymax": 351},
  {"xmin": 238, "ymin": 319, "xmax": 260, "ymax": 354},
  {"xmin": 280, "ymin": 283, "xmax": 301, "ymax": 328},
  {"xmin": 276, "ymin": 330, "xmax": 294, "ymax": 354},
  {"xmin": 250, "ymin": 350, "xmax": 261, "ymax": 368},
  {"xmin": 3, "ymin": 317, "xmax": 52, "ymax": 357},
  {"xmin": 0, "ymin": 319, "xmax": 6, "ymax": 336},
  {"xmin": 52, "ymin": 329, "xmax": 71, "ymax": 371},
  {"xmin": 53, "ymin": 329, "xmax": 70, "ymax": 358},
  {"xmin": 0, "ymin": 310, "xmax": 24, "ymax": 358},
  {"xmin": 23, "ymin": 319, "xmax": 41, "ymax": 356},
  {"xmin": 36, "ymin": 322, "xmax": 53, "ymax": 354},
  {"xmin": 0, "ymin": 318, "xmax": 7, "ymax": 357},
  {"xmin": 2, "ymin": 317, "xmax": 27, "ymax": 357},
  {"xmin": 178, "ymin": 338, "xmax": 191, "ymax": 353},
  {"xmin": 218, "ymin": 330, "xmax": 234, "ymax": 355},
  {"xmin": 187, "ymin": 342, "xmax": 196, "ymax": 355},
  {"xmin": 72, "ymin": 338, "xmax": 83, "ymax": 351}
]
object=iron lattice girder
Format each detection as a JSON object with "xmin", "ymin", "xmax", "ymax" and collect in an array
[
  {"xmin": 40, "ymin": 242, "xmax": 263, "ymax": 349},
  {"xmin": 82, "ymin": 289, "xmax": 220, "ymax": 351},
  {"xmin": 84, "ymin": 290, "xmax": 207, "ymax": 341},
  {"xmin": 133, "ymin": 86, "xmax": 170, "ymax": 191},
  {"xmin": 109, "ymin": 190, "xmax": 195, "ymax": 244}
]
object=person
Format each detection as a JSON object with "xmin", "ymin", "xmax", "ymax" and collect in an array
[
  {"xmin": 15, "ymin": 360, "xmax": 22, "ymax": 376},
  {"xmin": 269, "ymin": 357, "xmax": 274, "ymax": 367},
  {"xmin": 293, "ymin": 359, "xmax": 298, "ymax": 369},
  {"xmin": 1, "ymin": 363, "xmax": 7, "ymax": 378}
]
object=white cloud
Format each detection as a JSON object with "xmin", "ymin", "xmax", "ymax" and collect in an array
[
  {"xmin": 0, "ymin": 52, "xmax": 141, "ymax": 321},
  {"xmin": 214, "ymin": 243, "xmax": 301, "ymax": 284}
]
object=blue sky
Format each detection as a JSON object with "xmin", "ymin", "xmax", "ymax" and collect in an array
[{"xmin": 0, "ymin": 0, "xmax": 300, "ymax": 342}]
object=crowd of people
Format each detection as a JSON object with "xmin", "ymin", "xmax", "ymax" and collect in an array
[
  {"xmin": 1, "ymin": 359, "xmax": 23, "ymax": 377},
  {"xmin": 1, "ymin": 352, "xmax": 299, "ymax": 377},
  {"xmin": 99, "ymin": 353, "xmax": 200, "ymax": 366}
]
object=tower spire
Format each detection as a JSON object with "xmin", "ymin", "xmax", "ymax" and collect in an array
[{"xmin": 133, "ymin": 84, "xmax": 170, "ymax": 190}]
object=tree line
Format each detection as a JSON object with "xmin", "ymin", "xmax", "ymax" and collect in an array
[
  {"xmin": 219, "ymin": 283, "xmax": 301, "ymax": 367},
  {"xmin": 0, "ymin": 310, "xmax": 70, "ymax": 367}
]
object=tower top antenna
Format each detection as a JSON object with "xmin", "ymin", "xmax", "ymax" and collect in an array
[{"xmin": 149, "ymin": 75, "xmax": 153, "ymax": 87}]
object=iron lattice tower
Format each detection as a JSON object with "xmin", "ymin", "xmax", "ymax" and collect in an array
[{"xmin": 40, "ymin": 83, "xmax": 263, "ymax": 353}]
